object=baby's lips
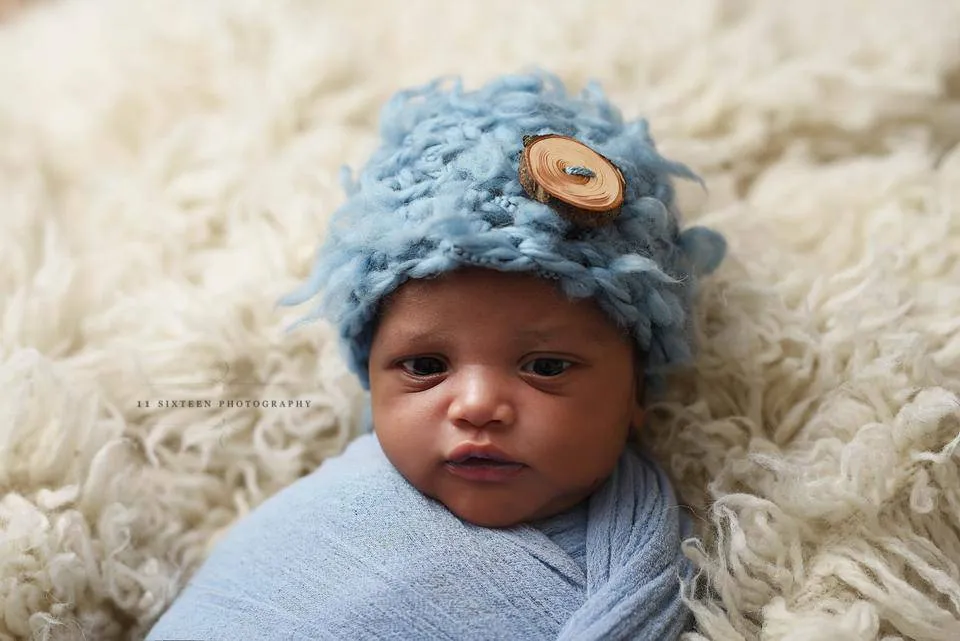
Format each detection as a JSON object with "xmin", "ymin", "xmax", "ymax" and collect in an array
[
  {"xmin": 446, "ymin": 442, "xmax": 523, "ymax": 465},
  {"xmin": 450, "ymin": 457, "xmax": 525, "ymax": 468}
]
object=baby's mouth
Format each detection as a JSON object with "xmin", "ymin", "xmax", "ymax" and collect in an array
[
  {"xmin": 444, "ymin": 454, "xmax": 527, "ymax": 482},
  {"xmin": 443, "ymin": 443, "xmax": 527, "ymax": 481},
  {"xmin": 448, "ymin": 455, "xmax": 524, "ymax": 468}
]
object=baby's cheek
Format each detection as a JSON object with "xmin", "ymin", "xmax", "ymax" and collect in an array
[
  {"xmin": 376, "ymin": 427, "xmax": 432, "ymax": 488},
  {"xmin": 534, "ymin": 432, "xmax": 614, "ymax": 489},
  {"xmin": 540, "ymin": 400, "xmax": 628, "ymax": 455}
]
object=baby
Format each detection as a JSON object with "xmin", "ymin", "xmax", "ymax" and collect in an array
[{"xmin": 147, "ymin": 72, "xmax": 725, "ymax": 641}]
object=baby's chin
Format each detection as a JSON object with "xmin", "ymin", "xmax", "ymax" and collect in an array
[
  {"xmin": 393, "ymin": 458, "xmax": 601, "ymax": 528},
  {"xmin": 425, "ymin": 481, "xmax": 591, "ymax": 529},
  {"xmin": 440, "ymin": 497, "xmax": 535, "ymax": 529},
  {"xmin": 416, "ymin": 481, "xmax": 541, "ymax": 528}
]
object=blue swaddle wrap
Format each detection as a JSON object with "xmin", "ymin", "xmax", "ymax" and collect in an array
[{"xmin": 147, "ymin": 433, "xmax": 695, "ymax": 640}]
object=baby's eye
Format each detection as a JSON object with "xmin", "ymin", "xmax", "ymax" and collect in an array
[
  {"xmin": 399, "ymin": 356, "xmax": 447, "ymax": 377},
  {"xmin": 521, "ymin": 358, "xmax": 572, "ymax": 377}
]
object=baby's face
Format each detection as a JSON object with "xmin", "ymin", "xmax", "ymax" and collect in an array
[{"xmin": 368, "ymin": 268, "xmax": 643, "ymax": 528}]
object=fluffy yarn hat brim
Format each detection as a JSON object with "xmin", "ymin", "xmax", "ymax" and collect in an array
[{"xmin": 279, "ymin": 72, "xmax": 726, "ymax": 390}]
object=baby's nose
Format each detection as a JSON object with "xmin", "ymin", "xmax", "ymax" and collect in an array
[{"xmin": 446, "ymin": 367, "xmax": 516, "ymax": 430}]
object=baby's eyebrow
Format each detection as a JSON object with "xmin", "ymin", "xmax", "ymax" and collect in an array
[
  {"xmin": 515, "ymin": 328, "xmax": 559, "ymax": 344},
  {"xmin": 386, "ymin": 328, "xmax": 454, "ymax": 346},
  {"xmin": 514, "ymin": 326, "xmax": 595, "ymax": 346},
  {"xmin": 383, "ymin": 325, "xmax": 604, "ymax": 350}
]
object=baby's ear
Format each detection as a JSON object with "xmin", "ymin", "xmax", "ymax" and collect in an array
[
  {"xmin": 630, "ymin": 403, "xmax": 646, "ymax": 432},
  {"xmin": 631, "ymin": 363, "xmax": 647, "ymax": 431}
]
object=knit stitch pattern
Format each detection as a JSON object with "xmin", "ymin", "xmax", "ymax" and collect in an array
[{"xmin": 280, "ymin": 72, "xmax": 726, "ymax": 389}]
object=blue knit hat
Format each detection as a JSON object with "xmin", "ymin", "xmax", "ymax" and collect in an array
[{"xmin": 279, "ymin": 72, "xmax": 726, "ymax": 390}]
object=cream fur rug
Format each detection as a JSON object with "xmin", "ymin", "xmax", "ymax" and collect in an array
[{"xmin": 1, "ymin": 0, "xmax": 958, "ymax": 639}]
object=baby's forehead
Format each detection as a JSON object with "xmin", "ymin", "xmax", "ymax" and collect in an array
[{"xmin": 376, "ymin": 269, "xmax": 633, "ymax": 346}]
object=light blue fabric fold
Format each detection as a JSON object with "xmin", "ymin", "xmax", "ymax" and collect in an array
[{"xmin": 146, "ymin": 434, "xmax": 695, "ymax": 640}]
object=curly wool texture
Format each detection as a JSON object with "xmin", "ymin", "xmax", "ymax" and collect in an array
[
  {"xmin": 280, "ymin": 73, "xmax": 725, "ymax": 389},
  {"xmin": 0, "ymin": 0, "xmax": 959, "ymax": 640}
]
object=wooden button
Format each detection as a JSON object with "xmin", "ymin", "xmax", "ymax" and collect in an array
[{"xmin": 518, "ymin": 134, "xmax": 625, "ymax": 228}]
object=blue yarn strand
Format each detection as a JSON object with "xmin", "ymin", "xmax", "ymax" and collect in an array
[{"xmin": 565, "ymin": 165, "xmax": 596, "ymax": 178}]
